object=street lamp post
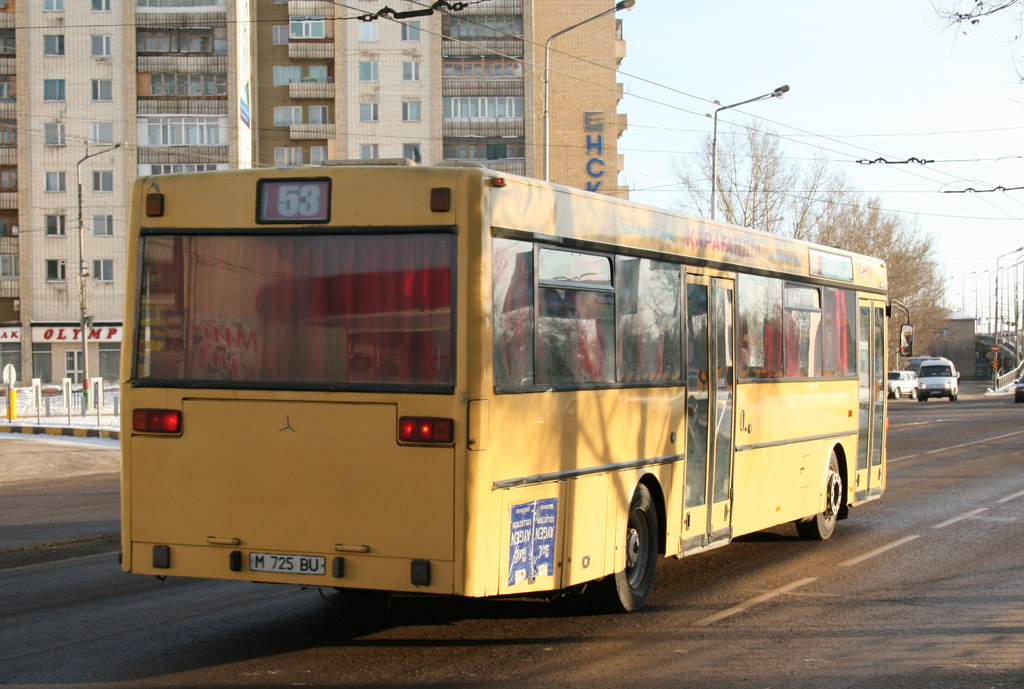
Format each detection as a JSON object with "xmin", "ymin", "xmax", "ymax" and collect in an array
[
  {"xmin": 976, "ymin": 269, "xmax": 990, "ymax": 333},
  {"xmin": 76, "ymin": 142, "xmax": 123, "ymax": 401},
  {"xmin": 962, "ymin": 271, "xmax": 975, "ymax": 316},
  {"xmin": 709, "ymin": 84, "xmax": 789, "ymax": 220},
  {"xmin": 994, "ymin": 246, "xmax": 1024, "ymax": 362},
  {"xmin": 542, "ymin": 0, "xmax": 635, "ymax": 182}
]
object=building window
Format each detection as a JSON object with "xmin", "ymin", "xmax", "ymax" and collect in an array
[
  {"xmin": 402, "ymin": 143, "xmax": 421, "ymax": 163},
  {"xmin": 359, "ymin": 103, "xmax": 378, "ymax": 122},
  {"xmin": 310, "ymin": 146, "xmax": 328, "ymax": 165},
  {"xmin": 92, "ymin": 170, "xmax": 114, "ymax": 193},
  {"xmin": 91, "ymin": 122, "xmax": 114, "ymax": 145},
  {"xmin": 402, "ymin": 102, "xmax": 421, "ymax": 122},
  {"xmin": 272, "ymin": 25, "xmax": 289, "ymax": 45},
  {"xmin": 273, "ymin": 65, "xmax": 302, "ymax": 86},
  {"xmin": 93, "ymin": 214, "xmax": 113, "ymax": 236},
  {"xmin": 443, "ymin": 96, "xmax": 523, "ymax": 120},
  {"xmin": 146, "ymin": 163, "xmax": 222, "ymax": 175},
  {"xmin": 99, "ymin": 342, "xmax": 119, "ymax": 381},
  {"xmin": 93, "ymin": 0, "xmax": 111, "ymax": 10},
  {"xmin": 0, "ymin": 213, "xmax": 16, "ymax": 237},
  {"xmin": 0, "ymin": 30, "xmax": 11, "ymax": 57},
  {"xmin": 44, "ymin": 123, "xmax": 66, "ymax": 146},
  {"xmin": 448, "ymin": 16, "xmax": 523, "ymax": 39},
  {"xmin": 43, "ymin": 79, "xmax": 66, "ymax": 101},
  {"xmin": 307, "ymin": 66, "xmax": 328, "ymax": 83},
  {"xmin": 308, "ymin": 106, "xmax": 329, "ymax": 124},
  {"xmin": 44, "ymin": 0, "xmax": 64, "ymax": 10},
  {"xmin": 43, "ymin": 35, "xmax": 65, "ymax": 56},
  {"xmin": 137, "ymin": 0, "xmax": 225, "ymax": 5},
  {"xmin": 0, "ymin": 343, "xmax": 20, "ymax": 379},
  {"xmin": 0, "ymin": 254, "xmax": 17, "ymax": 279},
  {"xmin": 92, "ymin": 259, "xmax": 113, "ymax": 282},
  {"xmin": 0, "ymin": 167, "xmax": 15, "ymax": 191},
  {"xmin": 46, "ymin": 259, "xmax": 66, "ymax": 282},
  {"xmin": 32, "ymin": 344, "xmax": 52, "ymax": 385},
  {"xmin": 290, "ymin": 17, "xmax": 325, "ymax": 39},
  {"xmin": 443, "ymin": 136, "xmax": 526, "ymax": 160},
  {"xmin": 360, "ymin": 144, "xmax": 379, "ymax": 159},
  {"xmin": 0, "ymin": 77, "xmax": 12, "ymax": 102},
  {"xmin": 91, "ymin": 80, "xmax": 113, "ymax": 102},
  {"xmin": 91, "ymin": 35, "xmax": 111, "ymax": 57},
  {"xmin": 401, "ymin": 21, "xmax": 421, "ymax": 41},
  {"xmin": 138, "ymin": 28, "xmax": 226, "ymax": 55},
  {"xmin": 358, "ymin": 22, "xmax": 378, "ymax": 42},
  {"xmin": 443, "ymin": 57, "xmax": 524, "ymax": 78},
  {"xmin": 273, "ymin": 107, "xmax": 302, "ymax": 126},
  {"xmin": 46, "ymin": 215, "xmax": 66, "ymax": 236},
  {"xmin": 45, "ymin": 171, "xmax": 66, "ymax": 192},
  {"xmin": 150, "ymin": 73, "xmax": 227, "ymax": 96},
  {"xmin": 274, "ymin": 147, "xmax": 302, "ymax": 166},
  {"xmin": 403, "ymin": 62, "xmax": 420, "ymax": 82},
  {"xmin": 358, "ymin": 62, "xmax": 378, "ymax": 82},
  {"xmin": 0, "ymin": 120, "xmax": 14, "ymax": 145},
  {"xmin": 142, "ymin": 117, "xmax": 224, "ymax": 146}
]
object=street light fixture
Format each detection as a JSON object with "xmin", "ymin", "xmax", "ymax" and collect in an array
[
  {"xmin": 76, "ymin": 142, "xmax": 123, "ymax": 400},
  {"xmin": 961, "ymin": 270, "xmax": 976, "ymax": 316},
  {"xmin": 542, "ymin": 0, "xmax": 636, "ymax": 182},
  {"xmin": 709, "ymin": 84, "xmax": 789, "ymax": 220}
]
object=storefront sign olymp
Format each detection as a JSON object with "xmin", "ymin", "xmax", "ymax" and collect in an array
[{"xmin": 31, "ymin": 324, "xmax": 122, "ymax": 343}]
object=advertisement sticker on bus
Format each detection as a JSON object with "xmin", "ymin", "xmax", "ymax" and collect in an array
[{"xmin": 508, "ymin": 498, "xmax": 558, "ymax": 586}]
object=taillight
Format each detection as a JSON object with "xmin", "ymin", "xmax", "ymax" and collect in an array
[
  {"xmin": 133, "ymin": 409, "xmax": 182, "ymax": 434},
  {"xmin": 399, "ymin": 416, "xmax": 453, "ymax": 444}
]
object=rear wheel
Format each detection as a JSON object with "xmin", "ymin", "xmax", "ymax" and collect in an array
[
  {"xmin": 910, "ymin": 387, "xmax": 917, "ymax": 400},
  {"xmin": 593, "ymin": 484, "xmax": 658, "ymax": 613},
  {"xmin": 796, "ymin": 451, "xmax": 842, "ymax": 541}
]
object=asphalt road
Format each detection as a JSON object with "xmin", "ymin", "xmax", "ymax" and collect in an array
[{"xmin": 1, "ymin": 385, "xmax": 1022, "ymax": 688}]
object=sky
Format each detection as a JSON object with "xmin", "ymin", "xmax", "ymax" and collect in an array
[{"xmin": 614, "ymin": 0, "xmax": 1024, "ymax": 322}]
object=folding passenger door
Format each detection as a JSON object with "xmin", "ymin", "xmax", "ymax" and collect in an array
[{"xmin": 682, "ymin": 274, "xmax": 736, "ymax": 554}]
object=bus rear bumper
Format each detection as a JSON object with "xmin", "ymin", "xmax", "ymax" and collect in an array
[{"xmin": 128, "ymin": 542, "xmax": 455, "ymax": 595}]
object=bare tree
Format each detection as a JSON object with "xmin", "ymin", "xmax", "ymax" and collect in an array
[
  {"xmin": 934, "ymin": 0, "xmax": 1024, "ymax": 79},
  {"xmin": 673, "ymin": 120, "xmax": 852, "ymax": 239},
  {"xmin": 672, "ymin": 119, "xmax": 950, "ymax": 362}
]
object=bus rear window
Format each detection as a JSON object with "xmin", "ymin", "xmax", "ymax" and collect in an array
[{"xmin": 135, "ymin": 232, "xmax": 454, "ymax": 389}]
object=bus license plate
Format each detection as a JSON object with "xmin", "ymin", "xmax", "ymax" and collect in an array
[{"xmin": 249, "ymin": 552, "xmax": 325, "ymax": 576}]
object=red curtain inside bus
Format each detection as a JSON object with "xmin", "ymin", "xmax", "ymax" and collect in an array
[{"xmin": 136, "ymin": 232, "xmax": 454, "ymax": 387}]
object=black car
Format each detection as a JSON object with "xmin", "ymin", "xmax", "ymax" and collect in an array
[{"xmin": 1015, "ymin": 376, "xmax": 1024, "ymax": 403}]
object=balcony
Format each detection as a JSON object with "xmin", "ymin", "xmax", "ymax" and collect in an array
[
  {"xmin": 290, "ymin": 123, "xmax": 335, "ymax": 140},
  {"xmin": 289, "ymin": 41, "xmax": 333, "ymax": 60},
  {"xmin": 137, "ymin": 55, "xmax": 229, "ymax": 73},
  {"xmin": 0, "ymin": 147, "xmax": 14, "ymax": 166},
  {"xmin": 289, "ymin": 0, "xmax": 336, "ymax": 17},
  {"xmin": 0, "ymin": 191, "xmax": 15, "ymax": 210},
  {"xmin": 442, "ymin": 39, "xmax": 523, "ymax": 58},
  {"xmin": 289, "ymin": 81, "xmax": 334, "ymax": 100}
]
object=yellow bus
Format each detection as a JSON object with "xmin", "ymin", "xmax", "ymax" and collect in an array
[{"xmin": 120, "ymin": 161, "xmax": 910, "ymax": 612}]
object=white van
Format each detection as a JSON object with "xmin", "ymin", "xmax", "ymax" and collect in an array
[{"xmin": 916, "ymin": 357, "xmax": 959, "ymax": 402}]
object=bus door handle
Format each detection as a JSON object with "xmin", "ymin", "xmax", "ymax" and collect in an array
[
  {"xmin": 740, "ymin": 411, "xmax": 752, "ymax": 434},
  {"xmin": 206, "ymin": 537, "xmax": 241, "ymax": 546}
]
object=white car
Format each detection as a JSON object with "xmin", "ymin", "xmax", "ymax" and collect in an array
[
  {"xmin": 887, "ymin": 370, "xmax": 918, "ymax": 399},
  {"xmin": 917, "ymin": 358, "xmax": 959, "ymax": 402}
]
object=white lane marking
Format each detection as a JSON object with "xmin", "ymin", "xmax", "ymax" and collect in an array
[
  {"xmin": 691, "ymin": 577, "xmax": 817, "ymax": 627},
  {"xmin": 839, "ymin": 535, "xmax": 920, "ymax": 567},
  {"xmin": 890, "ymin": 428, "xmax": 1024, "ymax": 463},
  {"xmin": 932, "ymin": 507, "xmax": 988, "ymax": 529},
  {"xmin": 996, "ymin": 490, "xmax": 1024, "ymax": 504},
  {"xmin": 922, "ymin": 429, "xmax": 1024, "ymax": 455},
  {"xmin": 0, "ymin": 550, "xmax": 113, "ymax": 575}
]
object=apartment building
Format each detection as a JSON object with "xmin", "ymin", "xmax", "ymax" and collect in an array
[
  {"xmin": 1, "ymin": 0, "xmax": 628, "ymax": 386},
  {"xmin": 1, "ymin": 0, "xmax": 251, "ymax": 387}
]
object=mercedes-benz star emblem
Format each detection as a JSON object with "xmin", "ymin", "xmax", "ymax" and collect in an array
[{"xmin": 279, "ymin": 415, "xmax": 296, "ymax": 432}]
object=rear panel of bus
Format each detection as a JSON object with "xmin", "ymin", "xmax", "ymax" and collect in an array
[{"xmin": 121, "ymin": 166, "xmax": 476, "ymax": 595}]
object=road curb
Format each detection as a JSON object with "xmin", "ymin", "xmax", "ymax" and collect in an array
[{"xmin": 0, "ymin": 425, "xmax": 119, "ymax": 440}]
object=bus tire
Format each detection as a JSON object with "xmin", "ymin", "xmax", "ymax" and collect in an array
[
  {"xmin": 595, "ymin": 483, "xmax": 658, "ymax": 613},
  {"xmin": 796, "ymin": 451, "xmax": 841, "ymax": 541}
]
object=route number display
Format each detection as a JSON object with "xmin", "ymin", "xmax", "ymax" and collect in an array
[{"xmin": 257, "ymin": 179, "xmax": 331, "ymax": 223}]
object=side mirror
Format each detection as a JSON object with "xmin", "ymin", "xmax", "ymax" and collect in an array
[{"xmin": 898, "ymin": 324, "xmax": 914, "ymax": 358}]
